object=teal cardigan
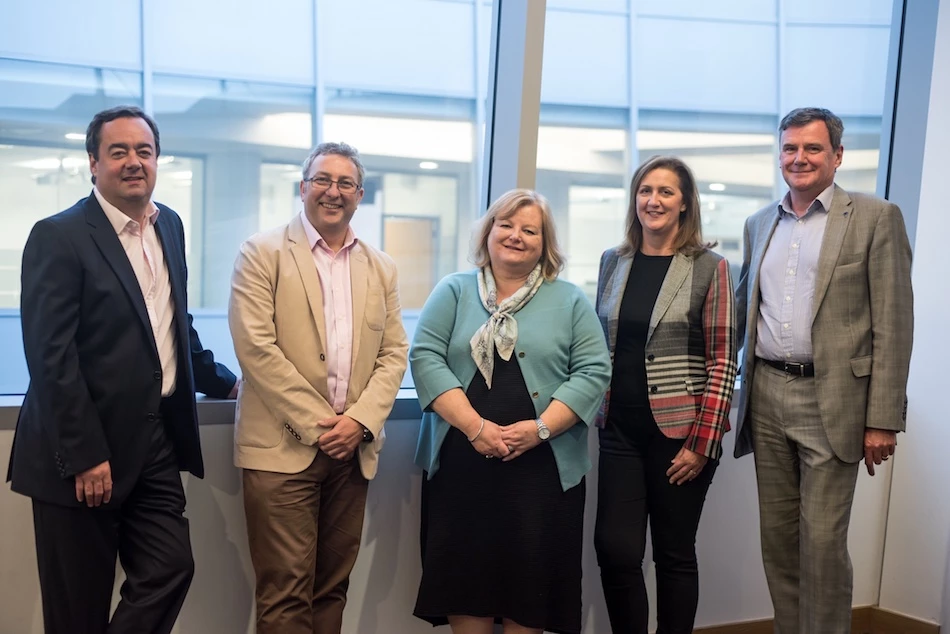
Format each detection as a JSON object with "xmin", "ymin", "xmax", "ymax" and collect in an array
[{"xmin": 411, "ymin": 270, "xmax": 611, "ymax": 491}]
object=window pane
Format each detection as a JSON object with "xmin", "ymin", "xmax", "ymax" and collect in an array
[
  {"xmin": 536, "ymin": 121, "xmax": 629, "ymax": 298},
  {"xmin": 538, "ymin": 1, "xmax": 896, "ymax": 297},
  {"xmin": 0, "ymin": 60, "xmax": 143, "ymax": 394},
  {"xmin": 152, "ymin": 74, "xmax": 315, "ymax": 309},
  {"xmin": 321, "ymin": 99, "xmax": 477, "ymax": 310}
]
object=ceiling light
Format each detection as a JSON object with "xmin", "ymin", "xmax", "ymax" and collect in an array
[
  {"xmin": 708, "ymin": 183, "xmax": 726, "ymax": 192},
  {"xmin": 65, "ymin": 133, "xmax": 85, "ymax": 141},
  {"xmin": 157, "ymin": 156, "xmax": 175, "ymax": 165},
  {"xmin": 20, "ymin": 158, "xmax": 63, "ymax": 170},
  {"xmin": 419, "ymin": 161, "xmax": 438, "ymax": 170}
]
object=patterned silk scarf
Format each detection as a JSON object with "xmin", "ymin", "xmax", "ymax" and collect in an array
[{"xmin": 469, "ymin": 264, "xmax": 544, "ymax": 389}]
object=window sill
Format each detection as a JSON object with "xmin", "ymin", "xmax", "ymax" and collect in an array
[{"xmin": 0, "ymin": 390, "xmax": 424, "ymax": 431}]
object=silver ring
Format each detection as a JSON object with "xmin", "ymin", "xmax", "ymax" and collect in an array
[
  {"xmin": 485, "ymin": 454, "xmax": 493, "ymax": 459},
  {"xmin": 507, "ymin": 445, "xmax": 514, "ymax": 453},
  {"xmin": 689, "ymin": 470, "xmax": 697, "ymax": 476}
]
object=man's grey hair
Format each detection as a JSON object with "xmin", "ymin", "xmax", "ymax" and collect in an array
[
  {"xmin": 301, "ymin": 141, "xmax": 365, "ymax": 185},
  {"xmin": 779, "ymin": 107, "xmax": 844, "ymax": 149}
]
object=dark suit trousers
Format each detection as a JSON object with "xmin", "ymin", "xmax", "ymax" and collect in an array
[
  {"xmin": 594, "ymin": 406, "xmax": 717, "ymax": 634},
  {"xmin": 31, "ymin": 419, "xmax": 194, "ymax": 634},
  {"xmin": 243, "ymin": 451, "xmax": 369, "ymax": 634}
]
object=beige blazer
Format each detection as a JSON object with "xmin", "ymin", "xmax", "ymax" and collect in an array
[
  {"xmin": 733, "ymin": 185, "xmax": 914, "ymax": 462},
  {"xmin": 228, "ymin": 215, "xmax": 408, "ymax": 479}
]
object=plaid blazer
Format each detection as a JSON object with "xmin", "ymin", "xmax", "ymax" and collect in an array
[
  {"xmin": 595, "ymin": 247, "xmax": 738, "ymax": 459},
  {"xmin": 733, "ymin": 186, "xmax": 914, "ymax": 461}
]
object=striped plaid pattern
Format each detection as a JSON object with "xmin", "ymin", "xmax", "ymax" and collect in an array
[{"xmin": 595, "ymin": 248, "xmax": 738, "ymax": 459}]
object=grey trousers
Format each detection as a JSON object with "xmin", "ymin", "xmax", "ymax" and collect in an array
[{"xmin": 750, "ymin": 360, "xmax": 859, "ymax": 634}]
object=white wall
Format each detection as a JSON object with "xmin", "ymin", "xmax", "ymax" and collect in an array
[
  {"xmin": 0, "ymin": 402, "xmax": 894, "ymax": 633},
  {"xmin": 878, "ymin": 0, "xmax": 950, "ymax": 626}
]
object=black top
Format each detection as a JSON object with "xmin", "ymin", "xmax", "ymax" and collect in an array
[
  {"xmin": 609, "ymin": 251, "xmax": 674, "ymax": 408},
  {"xmin": 415, "ymin": 350, "xmax": 585, "ymax": 634}
]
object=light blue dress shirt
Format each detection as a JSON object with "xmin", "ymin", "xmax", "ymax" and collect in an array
[{"xmin": 755, "ymin": 184, "xmax": 835, "ymax": 363}]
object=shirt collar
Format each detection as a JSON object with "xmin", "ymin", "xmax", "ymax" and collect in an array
[
  {"xmin": 300, "ymin": 211, "xmax": 357, "ymax": 253},
  {"xmin": 777, "ymin": 183, "xmax": 836, "ymax": 219},
  {"xmin": 94, "ymin": 187, "xmax": 160, "ymax": 235}
]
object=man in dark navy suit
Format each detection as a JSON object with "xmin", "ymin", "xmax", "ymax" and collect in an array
[{"xmin": 7, "ymin": 105, "xmax": 238, "ymax": 634}]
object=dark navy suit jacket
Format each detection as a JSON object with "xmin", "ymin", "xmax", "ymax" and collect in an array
[{"xmin": 7, "ymin": 192, "xmax": 236, "ymax": 507}]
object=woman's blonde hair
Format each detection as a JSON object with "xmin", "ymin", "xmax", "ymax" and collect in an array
[
  {"xmin": 472, "ymin": 189, "xmax": 565, "ymax": 281},
  {"xmin": 619, "ymin": 155, "xmax": 716, "ymax": 257}
]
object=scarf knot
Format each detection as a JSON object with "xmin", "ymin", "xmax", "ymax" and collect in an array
[{"xmin": 469, "ymin": 264, "xmax": 543, "ymax": 388}]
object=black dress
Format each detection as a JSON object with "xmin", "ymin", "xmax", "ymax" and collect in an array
[{"xmin": 414, "ymin": 352, "xmax": 585, "ymax": 634}]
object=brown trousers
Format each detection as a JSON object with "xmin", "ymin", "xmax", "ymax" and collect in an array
[{"xmin": 243, "ymin": 452, "xmax": 369, "ymax": 634}]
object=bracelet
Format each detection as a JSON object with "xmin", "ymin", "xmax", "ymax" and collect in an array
[{"xmin": 467, "ymin": 417, "xmax": 485, "ymax": 443}]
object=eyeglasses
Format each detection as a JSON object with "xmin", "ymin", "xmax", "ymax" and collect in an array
[{"xmin": 304, "ymin": 175, "xmax": 361, "ymax": 194}]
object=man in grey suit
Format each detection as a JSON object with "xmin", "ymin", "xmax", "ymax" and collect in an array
[{"xmin": 734, "ymin": 107, "xmax": 913, "ymax": 633}]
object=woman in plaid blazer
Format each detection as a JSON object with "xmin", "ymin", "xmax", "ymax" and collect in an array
[{"xmin": 593, "ymin": 156, "xmax": 738, "ymax": 634}]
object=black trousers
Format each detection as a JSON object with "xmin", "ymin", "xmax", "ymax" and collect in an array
[
  {"xmin": 31, "ymin": 419, "xmax": 194, "ymax": 634},
  {"xmin": 594, "ymin": 406, "xmax": 717, "ymax": 634}
]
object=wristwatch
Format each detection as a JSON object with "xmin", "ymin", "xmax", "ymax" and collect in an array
[
  {"xmin": 361, "ymin": 426, "xmax": 374, "ymax": 443},
  {"xmin": 535, "ymin": 417, "xmax": 551, "ymax": 441}
]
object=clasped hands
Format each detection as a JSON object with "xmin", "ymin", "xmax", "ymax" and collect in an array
[
  {"xmin": 470, "ymin": 418, "xmax": 540, "ymax": 462},
  {"xmin": 317, "ymin": 414, "xmax": 365, "ymax": 461}
]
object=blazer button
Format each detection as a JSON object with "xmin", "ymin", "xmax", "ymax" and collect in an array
[
  {"xmin": 518, "ymin": 351, "xmax": 525, "ymax": 358},
  {"xmin": 647, "ymin": 354, "xmax": 655, "ymax": 362},
  {"xmin": 146, "ymin": 413, "xmax": 156, "ymax": 422},
  {"xmin": 650, "ymin": 385, "xmax": 658, "ymax": 394},
  {"xmin": 320, "ymin": 354, "xmax": 326, "ymax": 361},
  {"xmin": 153, "ymin": 371, "xmax": 162, "ymax": 381},
  {"xmin": 532, "ymin": 391, "xmax": 539, "ymax": 398}
]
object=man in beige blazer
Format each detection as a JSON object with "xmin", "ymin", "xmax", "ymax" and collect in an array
[
  {"xmin": 734, "ymin": 108, "xmax": 913, "ymax": 634},
  {"xmin": 229, "ymin": 142, "xmax": 408, "ymax": 634}
]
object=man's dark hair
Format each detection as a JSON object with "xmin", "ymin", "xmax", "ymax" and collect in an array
[
  {"xmin": 85, "ymin": 105, "xmax": 161, "ymax": 160},
  {"xmin": 779, "ymin": 107, "xmax": 844, "ymax": 149}
]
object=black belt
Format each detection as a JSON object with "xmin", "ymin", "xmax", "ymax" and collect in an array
[{"xmin": 757, "ymin": 357, "xmax": 815, "ymax": 377}]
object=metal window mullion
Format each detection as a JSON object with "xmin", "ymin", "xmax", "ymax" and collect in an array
[
  {"xmin": 481, "ymin": 0, "xmax": 547, "ymax": 208},
  {"xmin": 140, "ymin": 0, "xmax": 154, "ymax": 114},
  {"xmin": 312, "ymin": 0, "xmax": 324, "ymax": 146}
]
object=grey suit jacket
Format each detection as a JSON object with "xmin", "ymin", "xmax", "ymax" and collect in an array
[{"xmin": 733, "ymin": 185, "xmax": 913, "ymax": 461}]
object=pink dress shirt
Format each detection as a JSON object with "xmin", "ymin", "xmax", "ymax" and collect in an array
[
  {"xmin": 94, "ymin": 188, "xmax": 178, "ymax": 397},
  {"xmin": 300, "ymin": 212, "xmax": 355, "ymax": 415}
]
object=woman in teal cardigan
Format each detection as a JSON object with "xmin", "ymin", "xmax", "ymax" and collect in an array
[{"xmin": 411, "ymin": 189, "xmax": 610, "ymax": 634}]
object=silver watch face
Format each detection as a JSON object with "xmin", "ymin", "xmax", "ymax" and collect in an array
[{"xmin": 537, "ymin": 425, "xmax": 551, "ymax": 440}]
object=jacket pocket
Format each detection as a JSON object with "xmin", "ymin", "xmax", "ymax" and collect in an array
[
  {"xmin": 365, "ymin": 290, "xmax": 386, "ymax": 331},
  {"xmin": 850, "ymin": 355, "xmax": 872, "ymax": 377}
]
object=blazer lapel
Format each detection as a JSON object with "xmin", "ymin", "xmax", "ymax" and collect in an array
[
  {"xmin": 601, "ymin": 253, "xmax": 633, "ymax": 354},
  {"xmin": 287, "ymin": 216, "xmax": 328, "ymax": 352},
  {"xmin": 84, "ymin": 196, "xmax": 159, "ymax": 362},
  {"xmin": 153, "ymin": 212, "xmax": 188, "ymax": 320},
  {"xmin": 746, "ymin": 210, "xmax": 781, "ymax": 346},
  {"xmin": 647, "ymin": 252, "xmax": 691, "ymax": 343},
  {"xmin": 349, "ymin": 245, "xmax": 368, "ymax": 368},
  {"xmin": 812, "ymin": 186, "xmax": 854, "ymax": 319}
]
